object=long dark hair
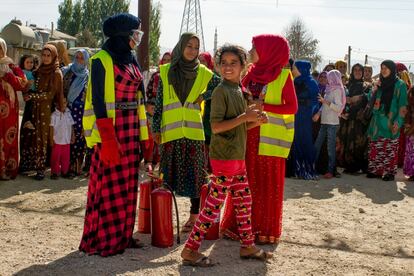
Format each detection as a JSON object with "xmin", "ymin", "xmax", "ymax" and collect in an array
[{"xmin": 19, "ymin": 54, "xmax": 34, "ymax": 71}]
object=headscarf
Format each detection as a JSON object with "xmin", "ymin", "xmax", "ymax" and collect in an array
[
  {"xmin": 399, "ymin": 70, "xmax": 412, "ymax": 89},
  {"xmin": 102, "ymin": 13, "xmax": 141, "ymax": 65},
  {"xmin": 323, "ymin": 63, "xmax": 335, "ymax": 72},
  {"xmin": 396, "ymin": 62, "xmax": 408, "ymax": 73},
  {"xmin": 317, "ymin": 71, "xmax": 327, "ymax": 93},
  {"xmin": 347, "ymin": 63, "xmax": 365, "ymax": 97},
  {"xmin": 35, "ymin": 44, "xmax": 59, "ymax": 76},
  {"xmin": 199, "ymin": 52, "xmax": 214, "ymax": 70},
  {"xmin": 293, "ymin": 60, "xmax": 312, "ymax": 85},
  {"xmin": 62, "ymin": 49, "xmax": 90, "ymax": 105},
  {"xmin": 0, "ymin": 38, "xmax": 13, "ymax": 77},
  {"xmin": 168, "ymin": 32, "xmax": 200, "ymax": 104},
  {"xmin": 0, "ymin": 38, "xmax": 7, "ymax": 57},
  {"xmin": 159, "ymin": 52, "xmax": 171, "ymax": 66},
  {"xmin": 379, "ymin": 60, "xmax": 398, "ymax": 115},
  {"xmin": 335, "ymin": 60, "xmax": 347, "ymax": 70},
  {"xmin": 242, "ymin": 34, "xmax": 289, "ymax": 88},
  {"xmin": 47, "ymin": 41, "xmax": 70, "ymax": 67},
  {"xmin": 326, "ymin": 69, "xmax": 346, "ymax": 113}
]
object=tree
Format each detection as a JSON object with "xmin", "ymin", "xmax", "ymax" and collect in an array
[
  {"xmin": 57, "ymin": 0, "xmax": 73, "ymax": 34},
  {"xmin": 149, "ymin": 0, "xmax": 161, "ymax": 66},
  {"xmin": 76, "ymin": 29, "xmax": 98, "ymax": 48},
  {"xmin": 68, "ymin": 0, "xmax": 82, "ymax": 36},
  {"xmin": 283, "ymin": 17, "xmax": 321, "ymax": 69}
]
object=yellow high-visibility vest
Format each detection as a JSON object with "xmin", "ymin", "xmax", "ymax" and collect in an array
[
  {"xmin": 159, "ymin": 63, "xmax": 212, "ymax": 144},
  {"xmin": 83, "ymin": 50, "xmax": 148, "ymax": 148},
  {"xmin": 259, "ymin": 69, "xmax": 295, "ymax": 158}
]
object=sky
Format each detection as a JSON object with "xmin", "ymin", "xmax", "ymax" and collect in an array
[{"xmin": 1, "ymin": 0, "xmax": 414, "ymax": 72}]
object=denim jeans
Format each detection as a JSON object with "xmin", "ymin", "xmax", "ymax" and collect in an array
[{"xmin": 314, "ymin": 124, "xmax": 339, "ymax": 174}]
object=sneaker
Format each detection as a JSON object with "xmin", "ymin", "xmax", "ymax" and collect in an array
[
  {"xmin": 50, "ymin": 174, "xmax": 59, "ymax": 180},
  {"xmin": 323, "ymin": 173, "xmax": 333, "ymax": 179},
  {"xmin": 382, "ymin": 174, "xmax": 395, "ymax": 181}
]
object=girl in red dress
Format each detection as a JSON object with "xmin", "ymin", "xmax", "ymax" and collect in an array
[{"xmin": 220, "ymin": 34, "xmax": 298, "ymax": 244}]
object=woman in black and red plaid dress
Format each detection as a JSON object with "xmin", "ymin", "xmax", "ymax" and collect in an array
[{"xmin": 79, "ymin": 14, "xmax": 147, "ymax": 257}]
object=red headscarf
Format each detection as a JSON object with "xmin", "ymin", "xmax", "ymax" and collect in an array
[
  {"xmin": 199, "ymin": 52, "xmax": 214, "ymax": 70},
  {"xmin": 242, "ymin": 34, "xmax": 290, "ymax": 87},
  {"xmin": 396, "ymin": 62, "xmax": 408, "ymax": 73},
  {"xmin": 159, "ymin": 52, "xmax": 172, "ymax": 66}
]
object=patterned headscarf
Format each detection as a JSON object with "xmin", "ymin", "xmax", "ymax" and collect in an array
[
  {"xmin": 62, "ymin": 49, "xmax": 90, "ymax": 105},
  {"xmin": 326, "ymin": 69, "xmax": 346, "ymax": 113}
]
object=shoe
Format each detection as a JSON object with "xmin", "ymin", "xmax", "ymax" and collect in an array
[
  {"xmin": 408, "ymin": 176, "xmax": 414, "ymax": 181},
  {"xmin": 50, "ymin": 174, "xmax": 59, "ymax": 180},
  {"xmin": 334, "ymin": 171, "xmax": 342, "ymax": 178},
  {"xmin": 382, "ymin": 174, "xmax": 395, "ymax": 181},
  {"xmin": 366, "ymin": 173, "xmax": 377, "ymax": 178},
  {"xmin": 323, "ymin": 173, "xmax": 333, "ymax": 179},
  {"xmin": 61, "ymin": 173, "xmax": 73, "ymax": 179},
  {"xmin": 34, "ymin": 172, "xmax": 45, "ymax": 181}
]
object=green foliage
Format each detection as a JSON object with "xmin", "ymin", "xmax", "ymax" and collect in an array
[
  {"xmin": 68, "ymin": 0, "xmax": 82, "ymax": 36},
  {"xmin": 76, "ymin": 29, "xmax": 98, "ymax": 48},
  {"xmin": 284, "ymin": 17, "xmax": 322, "ymax": 69},
  {"xmin": 58, "ymin": 0, "xmax": 131, "ymax": 46},
  {"xmin": 149, "ymin": 0, "xmax": 161, "ymax": 66},
  {"xmin": 57, "ymin": 0, "xmax": 73, "ymax": 34}
]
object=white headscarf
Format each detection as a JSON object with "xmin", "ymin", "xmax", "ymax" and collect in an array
[
  {"xmin": 0, "ymin": 37, "xmax": 6, "ymax": 57},
  {"xmin": 0, "ymin": 38, "xmax": 13, "ymax": 77}
]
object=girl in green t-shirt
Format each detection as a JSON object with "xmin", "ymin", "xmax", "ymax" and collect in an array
[{"xmin": 181, "ymin": 44, "xmax": 271, "ymax": 267}]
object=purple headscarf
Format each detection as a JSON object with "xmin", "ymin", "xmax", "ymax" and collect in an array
[{"xmin": 326, "ymin": 69, "xmax": 346, "ymax": 113}]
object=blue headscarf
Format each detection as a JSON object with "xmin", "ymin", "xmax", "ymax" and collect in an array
[
  {"xmin": 62, "ymin": 49, "xmax": 90, "ymax": 105},
  {"xmin": 294, "ymin": 60, "xmax": 320, "ymax": 113},
  {"xmin": 294, "ymin": 60, "xmax": 313, "ymax": 85}
]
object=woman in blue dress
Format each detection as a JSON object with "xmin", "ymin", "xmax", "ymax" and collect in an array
[{"xmin": 289, "ymin": 60, "xmax": 319, "ymax": 180}]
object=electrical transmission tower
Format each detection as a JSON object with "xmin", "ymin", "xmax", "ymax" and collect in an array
[{"xmin": 180, "ymin": 0, "xmax": 206, "ymax": 52}]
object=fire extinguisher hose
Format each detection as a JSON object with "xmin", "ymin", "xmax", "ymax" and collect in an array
[{"xmin": 163, "ymin": 183, "xmax": 180, "ymax": 244}]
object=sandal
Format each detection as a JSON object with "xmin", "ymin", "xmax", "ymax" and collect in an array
[
  {"xmin": 240, "ymin": 248, "xmax": 273, "ymax": 261},
  {"xmin": 181, "ymin": 248, "xmax": 214, "ymax": 267},
  {"xmin": 181, "ymin": 220, "xmax": 195, "ymax": 233}
]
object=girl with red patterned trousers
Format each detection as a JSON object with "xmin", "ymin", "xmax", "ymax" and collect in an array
[
  {"xmin": 220, "ymin": 34, "xmax": 297, "ymax": 245},
  {"xmin": 181, "ymin": 44, "xmax": 272, "ymax": 267},
  {"xmin": 79, "ymin": 13, "xmax": 149, "ymax": 257}
]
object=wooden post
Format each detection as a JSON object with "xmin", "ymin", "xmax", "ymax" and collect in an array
[{"xmin": 138, "ymin": 0, "xmax": 150, "ymax": 71}]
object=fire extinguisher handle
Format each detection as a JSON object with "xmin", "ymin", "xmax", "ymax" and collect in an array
[{"xmin": 163, "ymin": 183, "xmax": 180, "ymax": 244}]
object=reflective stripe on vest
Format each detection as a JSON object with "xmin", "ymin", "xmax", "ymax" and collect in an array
[
  {"xmin": 83, "ymin": 50, "xmax": 148, "ymax": 148},
  {"xmin": 159, "ymin": 63, "xmax": 213, "ymax": 144},
  {"xmin": 259, "ymin": 69, "xmax": 295, "ymax": 158}
]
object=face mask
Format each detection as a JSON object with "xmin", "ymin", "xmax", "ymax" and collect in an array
[{"xmin": 130, "ymin": 30, "xmax": 144, "ymax": 49}]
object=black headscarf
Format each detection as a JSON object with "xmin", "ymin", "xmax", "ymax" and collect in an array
[
  {"xmin": 168, "ymin": 32, "xmax": 200, "ymax": 104},
  {"xmin": 347, "ymin": 63, "xmax": 365, "ymax": 97},
  {"xmin": 101, "ymin": 13, "xmax": 141, "ymax": 65},
  {"xmin": 379, "ymin": 60, "xmax": 398, "ymax": 114}
]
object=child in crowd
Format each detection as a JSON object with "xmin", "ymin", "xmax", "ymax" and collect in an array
[
  {"xmin": 142, "ymin": 99, "xmax": 160, "ymax": 172},
  {"xmin": 313, "ymin": 70, "xmax": 345, "ymax": 179},
  {"xmin": 181, "ymin": 44, "xmax": 272, "ymax": 267},
  {"xmin": 50, "ymin": 98, "xmax": 75, "ymax": 179},
  {"xmin": 19, "ymin": 54, "xmax": 36, "ymax": 130}
]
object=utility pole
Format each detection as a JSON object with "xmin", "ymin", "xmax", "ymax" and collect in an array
[
  {"xmin": 138, "ymin": 0, "xmax": 150, "ymax": 71},
  {"xmin": 347, "ymin": 46, "xmax": 351, "ymax": 75},
  {"xmin": 364, "ymin": 54, "xmax": 368, "ymax": 65}
]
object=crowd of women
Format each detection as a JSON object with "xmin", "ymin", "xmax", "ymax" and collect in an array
[
  {"xmin": 1, "ymin": 11, "xmax": 413, "ymax": 267},
  {"xmin": 0, "ymin": 38, "xmax": 90, "ymax": 181}
]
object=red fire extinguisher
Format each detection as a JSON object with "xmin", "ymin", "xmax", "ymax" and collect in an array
[
  {"xmin": 137, "ymin": 177, "xmax": 162, "ymax": 234},
  {"xmin": 199, "ymin": 183, "xmax": 220, "ymax": 240},
  {"xmin": 151, "ymin": 182, "xmax": 180, "ymax": 248}
]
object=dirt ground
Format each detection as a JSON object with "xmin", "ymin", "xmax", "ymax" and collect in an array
[{"xmin": 1, "ymin": 167, "xmax": 414, "ymax": 276}]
